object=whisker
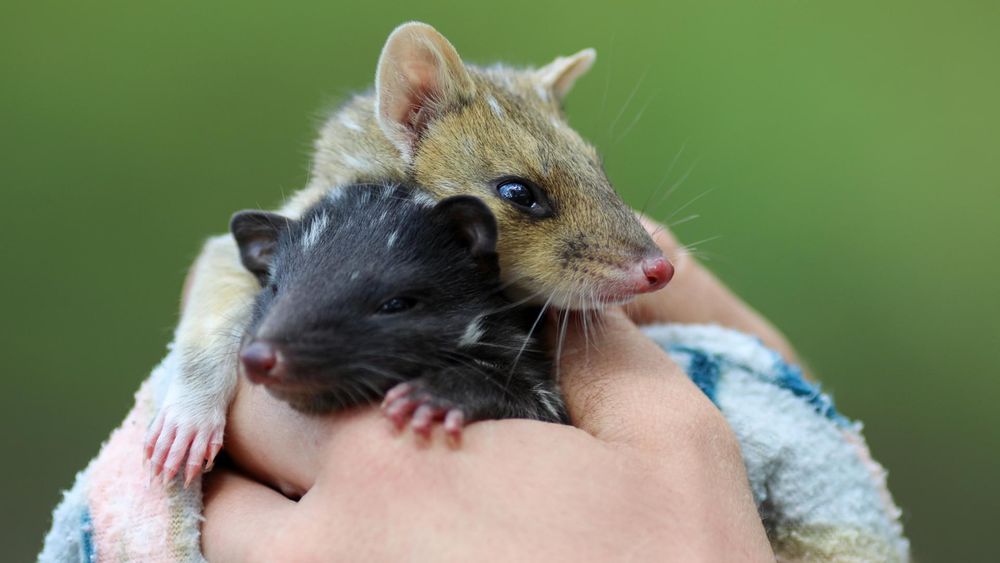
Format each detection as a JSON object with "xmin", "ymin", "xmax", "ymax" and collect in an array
[
  {"xmin": 652, "ymin": 158, "xmax": 702, "ymax": 215},
  {"xmin": 608, "ymin": 69, "xmax": 648, "ymax": 138},
  {"xmin": 554, "ymin": 307, "xmax": 570, "ymax": 383},
  {"xmin": 613, "ymin": 92, "xmax": 656, "ymax": 145},
  {"xmin": 666, "ymin": 187, "xmax": 713, "ymax": 222},
  {"xmin": 599, "ymin": 32, "xmax": 616, "ymax": 118},
  {"xmin": 668, "ymin": 213, "xmax": 700, "ymax": 228},
  {"xmin": 507, "ymin": 293, "xmax": 555, "ymax": 391},
  {"xmin": 639, "ymin": 140, "xmax": 688, "ymax": 216},
  {"xmin": 441, "ymin": 352, "xmax": 520, "ymax": 400}
]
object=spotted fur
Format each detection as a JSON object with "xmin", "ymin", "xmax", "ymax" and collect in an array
[
  {"xmin": 149, "ymin": 21, "xmax": 655, "ymax": 480},
  {"xmin": 233, "ymin": 183, "xmax": 568, "ymax": 423}
]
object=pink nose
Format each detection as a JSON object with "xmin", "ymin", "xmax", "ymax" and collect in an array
[
  {"xmin": 638, "ymin": 256, "xmax": 674, "ymax": 293},
  {"xmin": 240, "ymin": 341, "xmax": 281, "ymax": 384}
]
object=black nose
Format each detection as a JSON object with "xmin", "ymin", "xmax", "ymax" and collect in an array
[{"xmin": 240, "ymin": 341, "xmax": 281, "ymax": 384}]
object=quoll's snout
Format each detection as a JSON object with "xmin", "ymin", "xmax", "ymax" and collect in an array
[
  {"xmin": 639, "ymin": 255, "xmax": 674, "ymax": 292},
  {"xmin": 593, "ymin": 253, "xmax": 674, "ymax": 304},
  {"xmin": 616, "ymin": 254, "xmax": 674, "ymax": 297},
  {"xmin": 240, "ymin": 340, "xmax": 285, "ymax": 385}
]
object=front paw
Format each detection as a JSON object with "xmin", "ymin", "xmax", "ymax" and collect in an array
[
  {"xmin": 143, "ymin": 402, "xmax": 225, "ymax": 487},
  {"xmin": 381, "ymin": 382, "xmax": 466, "ymax": 443}
]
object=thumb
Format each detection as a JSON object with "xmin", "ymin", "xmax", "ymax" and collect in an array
[{"xmin": 550, "ymin": 308, "xmax": 721, "ymax": 453}]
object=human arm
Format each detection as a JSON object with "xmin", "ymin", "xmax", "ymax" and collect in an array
[
  {"xmin": 202, "ymin": 308, "xmax": 772, "ymax": 562},
  {"xmin": 627, "ymin": 216, "xmax": 799, "ymax": 364},
  {"xmin": 199, "ymin": 215, "xmax": 785, "ymax": 561}
]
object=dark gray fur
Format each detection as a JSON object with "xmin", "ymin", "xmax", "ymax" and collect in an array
[{"xmin": 230, "ymin": 183, "xmax": 568, "ymax": 424}]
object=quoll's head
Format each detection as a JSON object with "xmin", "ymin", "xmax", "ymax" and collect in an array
[
  {"xmin": 374, "ymin": 22, "xmax": 673, "ymax": 309},
  {"xmin": 230, "ymin": 185, "xmax": 503, "ymax": 412}
]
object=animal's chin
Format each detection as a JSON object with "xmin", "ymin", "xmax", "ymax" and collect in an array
[
  {"xmin": 265, "ymin": 383, "xmax": 374, "ymax": 414},
  {"xmin": 245, "ymin": 365, "xmax": 390, "ymax": 412},
  {"xmin": 512, "ymin": 286, "xmax": 636, "ymax": 311}
]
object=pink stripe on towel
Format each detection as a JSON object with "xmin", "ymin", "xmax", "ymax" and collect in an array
[{"xmin": 85, "ymin": 379, "xmax": 204, "ymax": 562}]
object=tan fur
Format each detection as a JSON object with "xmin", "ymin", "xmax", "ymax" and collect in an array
[
  {"xmin": 285, "ymin": 24, "xmax": 656, "ymax": 308},
  {"xmin": 150, "ymin": 21, "xmax": 660, "ymax": 477}
]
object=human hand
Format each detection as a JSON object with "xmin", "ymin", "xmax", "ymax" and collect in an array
[
  {"xmin": 626, "ymin": 215, "xmax": 799, "ymax": 364},
  {"xmin": 202, "ymin": 305, "xmax": 772, "ymax": 561},
  {"xmin": 199, "ymin": 216, "xmax": 788, "ymax": 561}
]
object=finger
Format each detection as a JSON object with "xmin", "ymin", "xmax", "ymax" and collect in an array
[
  {"xmin": 201, "ymin": 468, "xmax": 296, "ymax": 562},
  {"xmin": 551, "ymin": 308, "xmax": 723, "ymax": 454},
  {"xmin": 223, "ymin": 376, "xmax": 343, "ymax": 492}
]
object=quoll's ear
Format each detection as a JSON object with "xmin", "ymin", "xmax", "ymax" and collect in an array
[
  {"xmin": 230, "ymin": 211, "xmax": 291, "ymax": 284},
  {"xmin": 375, "ymin": 22, "xmax": 477, "ymax": 161},
  {"xmin": 432, "ymin": 195, "xmax": 499, "ymax": 266},
  {"xmin": 535, "ymin": 48, "xmax": 596, "ymax": 102}
]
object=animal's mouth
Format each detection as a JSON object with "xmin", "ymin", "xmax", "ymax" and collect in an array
[
  {"xmin": 536, "ymin": 253, "xmax": 674, "ymax": 310},
  {"xmin": 237, "ymin": 338, "xmax": 329, "ymax": 390},
  {"xmin": 237, "ymin": 352, "xmax": 384, "ymax": 414},
  {"xmin": 590, "ymin": 293, "xmax": 638, "ymax": 307}
]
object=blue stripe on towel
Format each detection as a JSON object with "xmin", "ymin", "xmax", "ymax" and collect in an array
[
  {"xmin": 81, "ymin": 509, "xmax": 95, "ymax": 562},
  {"xmin": 669, "ymin": 345, "xmax": 721, "ymax": 401},
  {"xmin": 772, "ymin": 359, "xmax": 849, "ymax": 427},
  {"xmin": 670, "ymin": 343, "xmax": 850, "ymax": 428}
]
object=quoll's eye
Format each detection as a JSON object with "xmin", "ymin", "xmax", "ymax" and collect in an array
[
  {"xmin": 378, "ymin": 297, "xmax": 417, "ymax": 314},
  {"xmin": 495, "ymin": 177, "xmax": 552, "ymax": 217},
  {"xmin": 497, "ymin": 180, "xmax": 537, "ymax": 208}
]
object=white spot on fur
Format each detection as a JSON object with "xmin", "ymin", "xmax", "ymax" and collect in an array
[
  {"xmin": 550, "ymin": 116, "xmax": 563, "ymax": 129},
  {"xmin": 459, "ymin": 316, "xmax": 485, "ymax": 346},
  {"xmin": 355, "ymin": 188, "xmax": 371, "ymax": 206},
  {"xmin": 387, "ymin": 230, "xmax": 398, "ymax": 248},
  {"xmin": 534, "ymin": 386, "xmax": 563, "ymax": 420},
  {"xmin": 301, "ymin": 213, "xmax": 329, "ymax": 250},
  {"xmin": 535, "ymin": 84, "xmax": 550, "ymax": 102},
  {"xmin": 474, "ymin": 358, "xmax": 497, "ymax": 370},
  {"xmin": 486, "ymin": 95, "xmax": 504, "ymax": 119},
  {"xmin": 350, "ymin": 271, "xmax": 360, "ymax": 281},
  {"xmin": 339, "ymin": 113, "xmax": 362, "ymax": 132},
  {"xmin": 326, "ymin": 188, "xmax": 345, "ymax": 203},
  {"xmin": 411, "ymin": 191, "xmax": 436, "ymax": 207}
]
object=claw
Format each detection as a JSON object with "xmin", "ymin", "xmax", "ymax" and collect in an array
[
  {"xmin": 411, "ymin": 405, "xmax": 437, "ymax": 438},
  {"xmin": 142, "ymin": 404, "xmax": 225, "ymax": 487},
  {"xmin": 184, "ymin": 463, "xmax": 199, "ymax": 489},
  {"xmin": 381, "ymin": 383, "xmax": 412, "ymax": 409},
  {"xmin": 381, "ymin": 382, "xmax": 468, "ymax": 443},
  {"xmin": 150, "ymin": 424, "xmax": 177, "ymax": 477},
  {"xmin": 385, "ymin": 396, "xmax": 420, "ymax": 430},
  {"xmin": 443, "ymin": 410, "xmax": 465, "ymax": 446},
  {"xmin": 144, "ymin": 413, "xmax": 165, "ymax": 462},
  {"xmin": 206, "ymin": 439, "xmax": 223, "ymax": 472}
]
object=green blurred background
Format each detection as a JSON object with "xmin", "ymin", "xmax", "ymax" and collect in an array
[{"xmin": 2, "ymin": 1, "xmax": 997, "ymax": 560}]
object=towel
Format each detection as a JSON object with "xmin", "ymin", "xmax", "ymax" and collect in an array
[{"xmin": 39, "ymin": 324, "xmax": 910, "ymax": 562}]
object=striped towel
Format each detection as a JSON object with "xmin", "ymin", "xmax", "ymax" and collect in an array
[{"xmin": 39, "ymin": 324, "xmax": 909, "ymax": 562}]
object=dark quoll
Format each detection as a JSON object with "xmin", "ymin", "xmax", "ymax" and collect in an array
[{"xmin": 230, "ymin": 183, "xmax": 568, "ymax": 439}]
